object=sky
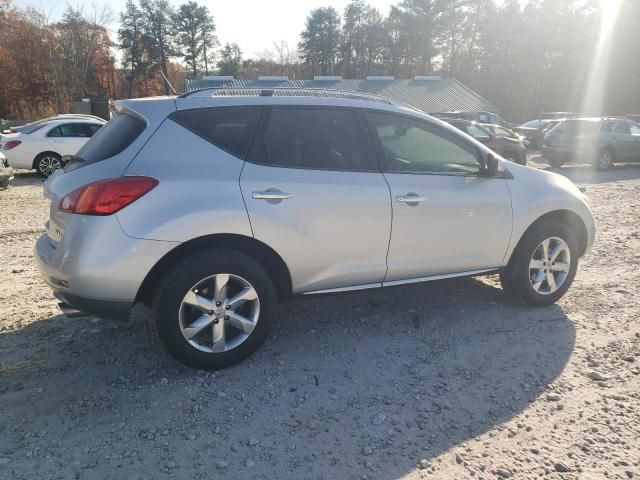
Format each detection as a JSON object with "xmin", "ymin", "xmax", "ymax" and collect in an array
[{"xmin": 15, "ymin": 0, "xmax": 399, "ymax": 59}]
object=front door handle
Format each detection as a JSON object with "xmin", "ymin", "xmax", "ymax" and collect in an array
[
  {"xmin": 252, "ymin": 190, "xmax": 293, "ymax": 201},
  {"xmin": 396, "ymin": 193, "xmax": 428, "ymax": 205}
]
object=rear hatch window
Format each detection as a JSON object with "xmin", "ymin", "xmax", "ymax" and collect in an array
[{"xmin": 70, "ymin": 113, "xmax": 146, "ymax": 165}]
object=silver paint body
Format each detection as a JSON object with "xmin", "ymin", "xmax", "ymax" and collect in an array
[{"xmin": 34, "ymin": 94, "xmax": 596, "ymax": 312}]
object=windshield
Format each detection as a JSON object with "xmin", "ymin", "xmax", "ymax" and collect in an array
[
  {"xmin": 521, "ymin": 120, "xmax": 546, "ymax": 129},
  {"xmin": 491, "ymin": 126, "xmax": 515, "ymax": 138}
]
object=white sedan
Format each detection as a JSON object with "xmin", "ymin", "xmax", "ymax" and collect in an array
[{"xmin": 1, "ymin": 118, "xmax": 105, "ymax": 177}]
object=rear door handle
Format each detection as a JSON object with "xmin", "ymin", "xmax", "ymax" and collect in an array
[
  {"xmin": 396, "ymin": 193, "xmax": 428, "ymax": 205},
  {"xmin": 252, "ymin": 190, "xmax": 293, "ymax": 201}
]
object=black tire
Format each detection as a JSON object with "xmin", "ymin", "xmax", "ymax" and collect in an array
[
  {"xmin": 501, "ymin": 220, "xmax": 579, "ymax": 307},
  {"xmin": 548, "ymin": 157, "xmax": 564, "ymax": 168},
  {"xmin": 595, "ymin": 148, "xmax": 613, "ymax": 171},
  {"xmin": 34, "ymin": 152, "xmax": 63, "ymax": 178},
  {"xmin": 151, "ymin": 248, "xmax": 277, "ymax": 370}
]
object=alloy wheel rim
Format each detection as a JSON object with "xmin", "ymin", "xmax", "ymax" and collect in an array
[
  {"xmin": 179, "ymin": 273, "xmax": 260, "ymax": 353},
  {"xmin": 529, "ymin": 236, "xmax": 571, "ymax": 295},
  {"xmin": 39, "ymin": 156, "xmax": 61, "ymax": 176}
]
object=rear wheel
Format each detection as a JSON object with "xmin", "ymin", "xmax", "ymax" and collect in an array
[
  {"xmin": 151, "ymin": 249, "xmax": 276, "ymax": 370},
  {"xmin": 501, "ymin": 220, "xmax": 578, "ymax": 306},
  {"xmin": 548, "ymin": 157, "xmax": 564, "ymax": 168},
  {"xmin": 35, "ymin": 153, "xmax": 63, "ymax": 177},
  {"xmin": 596, "ymin": 149, "xmax": 613, "ymax": 170}
]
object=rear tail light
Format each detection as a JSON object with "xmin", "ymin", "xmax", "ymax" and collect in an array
[
  {"xmin": 3, "ymin": 140, "xmax": 22, "ymax": 150},
  {"xmin": 58, "ymin": 176, "xmax": 158, "ymax": 215}
]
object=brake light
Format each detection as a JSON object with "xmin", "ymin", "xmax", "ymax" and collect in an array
[
  {"xmin": 3, "ymin": 140, "xmax": 22, "ymax": 150},
  {"xmin": 58, "ymin": 177, "xmax": 158, "ymax": 215}
]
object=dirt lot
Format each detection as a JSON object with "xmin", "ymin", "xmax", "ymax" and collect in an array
[{"xmin": 1, "ymin": 159, "xmax": 639, "ymax": 480}]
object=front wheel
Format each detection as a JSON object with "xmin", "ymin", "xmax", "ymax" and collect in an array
[
  {"xmin": 151, "ymin": 249, "xmax": 277, "ymax": 370},
  {"xmin": 500, "ymin": 220, "xmax": 578, "ymax": 306}
]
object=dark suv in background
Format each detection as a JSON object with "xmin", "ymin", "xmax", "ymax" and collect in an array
[
  {"xmin": 541, "ymin": 117, "xmax": 640, "ymax": 169},
  {"xmin": 515, "ymin": 119, "xmax": 564, "ymax": 148}
]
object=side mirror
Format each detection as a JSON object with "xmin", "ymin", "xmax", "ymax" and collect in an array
[{"xmin": 484, "ymin": 153, "xmax": 505, "ymax": 177}]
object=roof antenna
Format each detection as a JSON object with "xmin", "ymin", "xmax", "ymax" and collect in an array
[{"xmin": 157, "ymin": 67, "xmax": 180, "ymax": 95}]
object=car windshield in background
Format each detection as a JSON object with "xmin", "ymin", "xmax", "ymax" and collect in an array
[
  {"xmin": 520, "ymin": 120, "xmax": 547, "ymax": 129},
  {"xmin": 73, "ymin": 113, "xmax": 146, "ymax": 164},
  {"xmin": 492, "ymin": 126, "xmax": 515, "ymax": 138}
]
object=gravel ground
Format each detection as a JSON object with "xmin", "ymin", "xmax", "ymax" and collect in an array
[{"xmin": 1, "ymin": 159, "xmax": 639, "ymax": 480}]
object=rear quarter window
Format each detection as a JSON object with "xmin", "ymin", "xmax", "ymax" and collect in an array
[
  {"xmin": 550, "ymin": 120, "xmax": 600, "ymax": 135},
  {"xmin": 170, "ymin": 106, "xmax": 260, "ymax": 158},
  {"xmin": 75, "ymin": 114, "xmax": 145, "ymax": 164}
]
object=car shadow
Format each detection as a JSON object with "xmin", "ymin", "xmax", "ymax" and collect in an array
[
  {"xmin": 0, "ymin": 276, "xmax": 575, "ymax": 479},
  {"xmin": 5, "ymin": 170, "xmax": 43, "ymax": 188},
  {"xmin": 530, "ymin": 155, "xmax": 640, "ymax": 183}
]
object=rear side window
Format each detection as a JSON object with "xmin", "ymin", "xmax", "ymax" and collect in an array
[
  {"xmin": 248, "ymin": 107, "xmax": 376, "ymax": 171},
  {"xmin": 550, "ymin": 120, "xmax": 600, "ymax": 135},
  {"xmin": 48, "ymin": 123, "xmax": 100, "ymax": 138},
  {"xmin": 75, "ymin": 114, "xmax": 145, "ymax": 164},
  {"xmin": 171, "ymin": 106, "xmax": 260, "ymax": 158}
]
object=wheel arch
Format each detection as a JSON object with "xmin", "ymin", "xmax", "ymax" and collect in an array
[
  {"xmin": 508, "ymin": 209, "xmax": 589, "ymax": 265},
  {"xmin": 32, "ymin": 151, "xmax": 62, "ymax": 169},
  {"xmin": 135, "ymin": 233, "xmax": 293, "ymax": 306}
]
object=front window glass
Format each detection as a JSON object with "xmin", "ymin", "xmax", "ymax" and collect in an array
[{"xmin": 366, "ymin": 112, "xmax": 480, "ymax": 175}]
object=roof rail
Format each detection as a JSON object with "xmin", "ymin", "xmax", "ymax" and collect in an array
[{"xmin": 178, "ymin": 86, "xmax": 401, "ymax": 105}]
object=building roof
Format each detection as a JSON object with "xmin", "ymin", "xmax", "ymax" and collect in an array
[{"xmin": 183, "ymin": 77, "xmax": 499, "ymax": 114}]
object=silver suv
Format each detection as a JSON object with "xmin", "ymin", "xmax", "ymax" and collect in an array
[
  {"xmin": 35, "ymin": 89, "xmax": 596, "ymax": 369},
  {"xmin": 541, "ymin": 117, "xmax": 640, "ymax": 169}
]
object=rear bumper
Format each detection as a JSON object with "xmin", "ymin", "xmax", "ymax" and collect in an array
[
  {"xmin": 54, "ymin": 291, "xmax": 132, "ymax": 320},
  {"xmin": 34, "ymin": 218, "xmax": 178, "ymax": 320}
]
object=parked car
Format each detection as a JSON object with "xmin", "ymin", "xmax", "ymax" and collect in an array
[
  {"xmin": 482, "ymin": 123, "xmax": 530, "ymax": 146},
  {"xmin": 624, "ymin": 114, "xmax": 640, "ymax": 123},
  {"xmin": 35, "ymin": 90, "xmax": 595, "ymax": 370},
  {"xmin": 0, "ymin": 152, "xmax": 13, "ymax": 189},
  {"xmin": 432, "ymin": 110, "xmax": 511, "ymax": 127},
  {"xmin": 514, "ymin": 119, "xmax": 565, "ymax": 148},
  {"xmin": 444, "ymin": 119, "xmax": 527, "ymax": 165},
  {"xmin": 541, "ymin": 117, "xmax": 640, "ymax": 169},
  {"xmin": 540, "ymin": 112, "xmax": 578, "ymax": 120},
  {"xmin": 1, "ymin": 114, "xmax": 105, "ymax": 136},
  {"xmin": 1, "ymin": 118, "xmax": 105, "ymax": 177}
]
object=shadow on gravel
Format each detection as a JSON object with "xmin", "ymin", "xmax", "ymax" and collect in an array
[
  {"xmin": 5, "ymin": 170, "xmax": 43, "ymax": 189},
  {"xmin": 535, "ymin": 159, "xmax": 640, "ymax": 184},
  {"xmin": 0, "ymin": 277, "xmax": 575, "ymax": 479}
]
